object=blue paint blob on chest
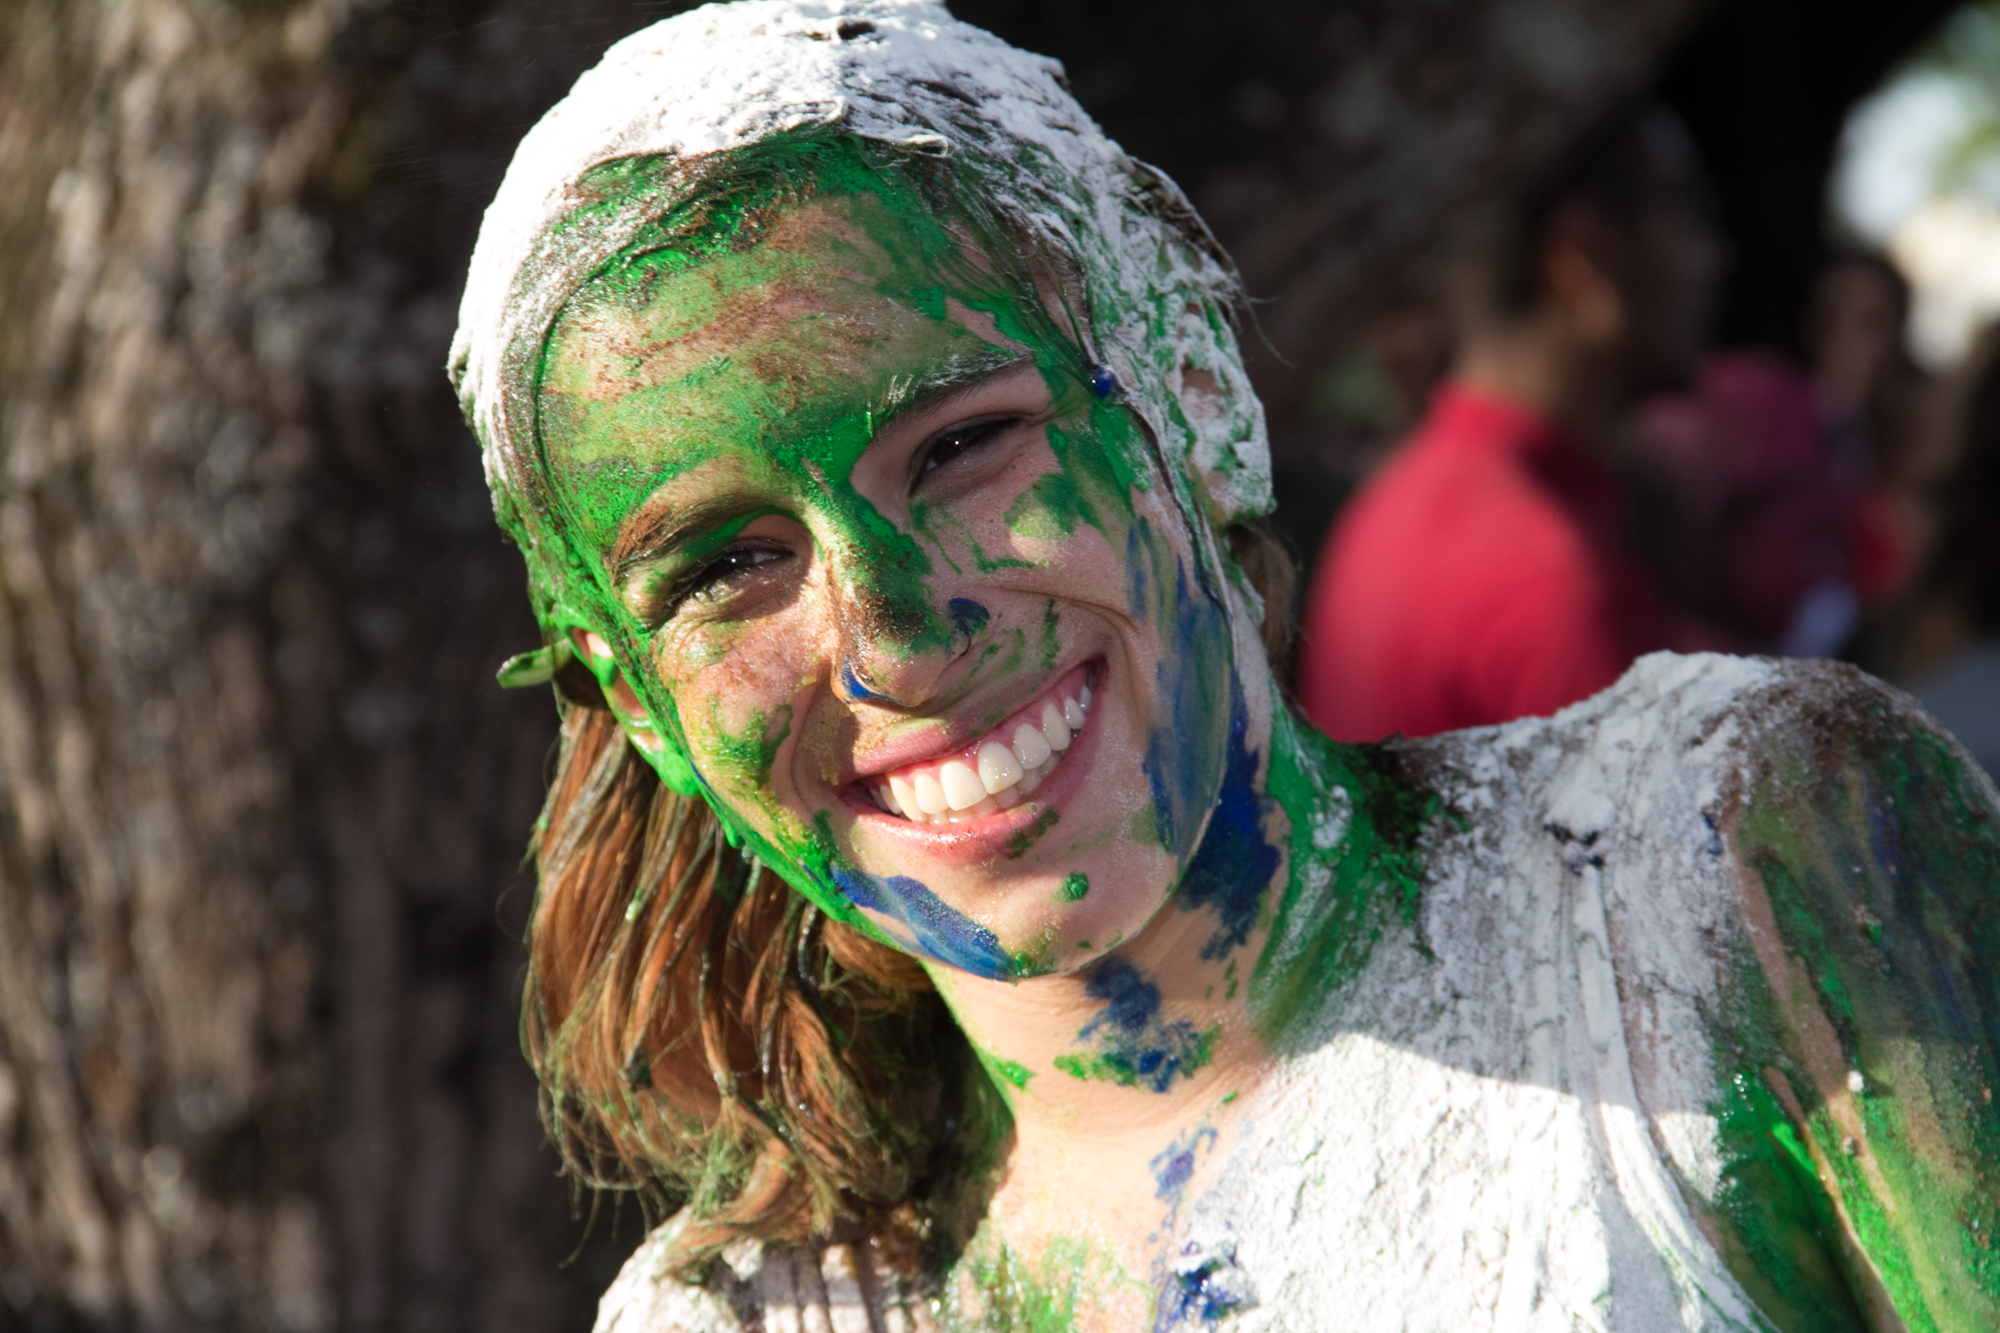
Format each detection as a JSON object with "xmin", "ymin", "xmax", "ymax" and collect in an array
[
  {"xmin": 832, "ymin": 867, "xmax": 1014, "ymax": 979},
  {"xmin": 1157, "ymin": 1247, "xmax": 1254, "ymax": 1329},
  {"xmin": 1150, "ymin": 1126, "xmax": 1215, "ymax": 1204},
  {"xmin": 1174, "ymin": 676, "xmax": 1278, "ymax": 960}
]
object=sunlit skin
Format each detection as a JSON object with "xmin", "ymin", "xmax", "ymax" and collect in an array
[{"xmin": 537, "ymin": 187, "xmax": 1286, "ymax": 1323}]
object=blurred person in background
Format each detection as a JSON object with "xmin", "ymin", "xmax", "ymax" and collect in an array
[
  {"xmin": 1902, "ymin": 325, "xmax": 2000, "ymax": 778},
  {"xmin": 1298, "ymin": 106, "xmax": 1728, "ymax": 741},
  {"xmin": 1621, "ymin": 351, "xmax": 1862, "ymax": 660},
  {"xmin": 1808, "ymin": 255, "xmax": 1938, "ymax": 619},
  {"xmin": 1622, "ymin": 255, "xmax": 1940, "ymax": 670}
]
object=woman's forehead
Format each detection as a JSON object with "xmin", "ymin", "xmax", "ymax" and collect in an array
[{"xmin": 536, "ymin": 190, "xmax": 1045, "ymax": 535}]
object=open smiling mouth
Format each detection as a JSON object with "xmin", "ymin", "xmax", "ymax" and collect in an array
[{"xmin": 864, "ymin": 663, "xmax": 1095, "ymax": 825}]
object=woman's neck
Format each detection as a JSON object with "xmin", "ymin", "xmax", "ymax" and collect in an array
[
  {"xmin": 910, "ymin": 656, "xmax": 1387, "ymax": 1320},
  {"xmin": 925, "ymin": 655, "xmax": 1298, "ymax": 1135}
]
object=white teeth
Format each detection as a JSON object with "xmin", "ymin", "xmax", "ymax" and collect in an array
[
  {"xmin": 1040, "ymin": 701, "xmax": 1071, "ymax": 750},
  {"xmin": 866, "ymin": 674, "xmax": 1096, "ymax": 824},
  {"xmin": 940, "ymin": 759, "xmax": 986, "ymax": 811},
  {"xmin": 914, "ymin": 770, "xmax": 949, "ymax": 815},
  {"xmin": 1012, "ymin": 722, "xmax": 1052, "ymax": 769},
  {"xmin": 951, "ymin": 794, "xmax": 1001, "ymax": 821},
  {"xmin": 977, "ymin": 740, "xmax": 1024, "ymax": 794}
]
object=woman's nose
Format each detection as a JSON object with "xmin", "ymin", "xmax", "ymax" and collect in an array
[{"xmin": 830, "ymin": 590, "xmax": 991, "ymax": 708}]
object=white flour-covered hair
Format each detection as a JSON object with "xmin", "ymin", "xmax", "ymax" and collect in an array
[{"xmin": 450, "ymin": 0, "xmax": 1272, "ymax": 620}]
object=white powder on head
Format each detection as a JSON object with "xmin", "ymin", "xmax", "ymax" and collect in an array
[{"xmin": 449, "ymin": 0, "xmax": 1273, "ymax": 586}]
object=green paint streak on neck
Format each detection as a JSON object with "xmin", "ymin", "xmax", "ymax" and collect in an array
[
  {"xmin": 1246, "ymin": 706, "xmax": 1438, "ymax": 1048},
  {"xmin": 985, "ymin": 1055, "xmax": 1034, "ymax": 1091}
]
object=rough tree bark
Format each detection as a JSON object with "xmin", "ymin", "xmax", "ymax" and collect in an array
[
  {"xmin": 0, "ymin": 3, "xmax": 666, "ymax": 1329},
  {"xmin": 0, "ymin": 1, "xmax": 1712, "ymax": 1330}
]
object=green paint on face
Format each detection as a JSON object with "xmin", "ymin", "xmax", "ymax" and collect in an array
[
  {"xmin": 703, "ymin": 702, "xmax": 792, "ymax": 794},
  {"xmin": 1004, "ymin": 807, "xmax": 1060, "ymax": 860},
  {"xmin": 1707, "ymin": 1066, "xmax": 1872, "ymax": 1332},
  {"xmin": 1059, "ymin": 872, "xmax": 1089, "ymax": 902},
  {"xmin": 533, "ymin": 134, "xmax": 1177, "ymax": 937},
  {"xmin": 912, "ymin": 496, "xmax": 1037, "ymax": 575},
  {"xmin": 1004, "ymin": 469, "xmax": 1100, "ymax": 544}
]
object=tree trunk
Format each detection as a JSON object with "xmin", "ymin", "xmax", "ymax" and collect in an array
[
  {"xmin": 0, "ymin": 1, "xmax": 1712, "ymax": 1329},
  {"xmin": 0, "ymin": 3, "xmax": 661, "ymax": 1329}
]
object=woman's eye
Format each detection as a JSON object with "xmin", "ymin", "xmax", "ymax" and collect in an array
[
  {"xmin": 918, "ymin": 418, "xmax": 1010, "ymax": 481},
  {"xmin": 675, "ymin": 544, "xmax": 788, "ymax": 613}
]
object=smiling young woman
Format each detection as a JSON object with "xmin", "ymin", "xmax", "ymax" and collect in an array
[{"xmin": 453, "ymin": 5, "xmax": 2000, "ymax": 1331}]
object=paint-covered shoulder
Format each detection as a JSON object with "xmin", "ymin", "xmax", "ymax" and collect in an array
[
  {"xmin": 592, "ymin": 1223, "xmax": 746, "ymax": 1333},
  {"xmin": 1695, "ymin": 656, "xmax": 2000, "ymax": 1331},
  {"xmin": 594, "ymin": 1222, "xmax": 929, "ymax": 1333}
]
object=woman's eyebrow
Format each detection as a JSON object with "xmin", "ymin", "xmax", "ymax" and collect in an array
[
  {"xmin": 607, "ymin": 357, "xmax": 1040, "ymax": 570},
  {"xmin": 875, "ymin": 353, "xmax": 1036, "ymax": 428},
  {"xmin": 611, "ymin": 495, "xmax": 758, "ymax": 572}
]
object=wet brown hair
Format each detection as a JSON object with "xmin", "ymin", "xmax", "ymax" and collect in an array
[{"xmin": 521, "ymin": 521, "xmax": 1295, "ymax": 1270}]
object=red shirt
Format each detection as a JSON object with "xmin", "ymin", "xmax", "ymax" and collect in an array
[{"xmin": 1300, "ymin": 383, "xmax": 1710, "ymax": 742}]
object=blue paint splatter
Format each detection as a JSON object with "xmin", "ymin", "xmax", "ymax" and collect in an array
[
  {"xmin": 833, "ymin": 867, "xmax": 1015, "ymax": 979},
  {"xmin": 1174, "ymin": 675, "xmax": 1278, "ymax": 960},
  {"xmin": 1148, "ymin": 1125, "xmax": 1256, "ymax": 1329},
  {"xmin": 947, "ymin": 597, "xmax": 990, "ymax": 643},
  {"xmin": 1056, "ymin": 958, "xmax": 1219, "ymax": 1092},
  {"xmin": 1125, "ymin": 520, "xmax": 1152, "ymax": 621},
  {"xmin": 1157, "ymin": 1244, "xmax": 1254, "ymax": 1329},
  {"xmin": 839, "ymin": 660, "xmax": 893, "ymax": 704},
  {"xmin": 1143, "ymin": 556, "xmax": 1230, "ymax": 859},
  {"xmin": 1151, "ymin": 1126, "xmax": 1216, "ymax": 1206}
]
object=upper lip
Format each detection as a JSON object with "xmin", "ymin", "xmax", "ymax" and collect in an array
[{"xmin": 840, "ymin": 660, "xmax": 1094, "ymax": 784}]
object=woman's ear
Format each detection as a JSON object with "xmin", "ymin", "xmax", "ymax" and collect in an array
[{"xmin": 569, "ymin": 629, "xmax": 666, "ymax": 758}]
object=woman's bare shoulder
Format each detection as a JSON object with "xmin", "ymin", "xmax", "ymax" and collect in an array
[{"xmin": 595, "ymin": 1220, "xmax": 938, "ymax": 1333}]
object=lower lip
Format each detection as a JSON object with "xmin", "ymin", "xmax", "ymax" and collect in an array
[{"xmin": 841, "ymin": 664, "xmax": 1106, "ymax": 865}]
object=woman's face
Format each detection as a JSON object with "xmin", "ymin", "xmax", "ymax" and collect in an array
[{"xmin": 535, "ymin": 182, "xmax": 1239, "ymax": 979}]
